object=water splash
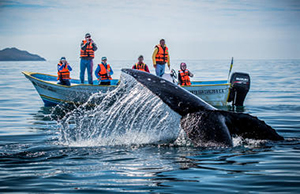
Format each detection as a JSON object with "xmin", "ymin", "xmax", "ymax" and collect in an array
[
  {"xmin": 54, "ymin": 73, "xmax": 273, "ymax": 148},
  {"xmin": 57, "ymin": 73, "xmax": 181, "ymax": 147},
  {"xmin": 232, "ymin": 136, "xmax": 268, "ymax": 148}
]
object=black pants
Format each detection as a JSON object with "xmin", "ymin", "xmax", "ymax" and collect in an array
[
  {"xmin": 58, "ymin": 79, "xmax": 71, "ymax": 86},
  {"xmin": 99, "ymin": 81, "xmax": 111, "ymax": 85}
]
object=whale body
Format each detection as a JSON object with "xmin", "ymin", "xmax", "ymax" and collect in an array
[{"xmin": 122, "ymin": 69, "xmax": 284, "ymax": 147}]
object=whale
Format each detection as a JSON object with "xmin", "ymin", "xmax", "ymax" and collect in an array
[{"xmin": 121, "ymin": 69, "xmax": 284, "ymax": 147}]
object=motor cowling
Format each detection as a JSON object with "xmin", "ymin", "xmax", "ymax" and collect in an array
[{"xmin": 227, "ymin": 72, "xmax": 250, "ymax": 106}]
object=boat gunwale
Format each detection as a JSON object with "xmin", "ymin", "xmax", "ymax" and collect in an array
[
  {"xmin": 183, "ymin": 83, "xmax": 231, "ymax": 88},
  {"xmin": 22, "ymin": 71, "xmax": 231, "ymax": 88}
]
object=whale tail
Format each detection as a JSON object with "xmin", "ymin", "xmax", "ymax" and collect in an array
[
  {"xmin": 181, "ymin": 110, "xmax": 284, "ymax": 147},
  {"xmin": 181, "ymin": 111, "xmax": 233, "ymax": 147},
  {"xmin": 223, "ymin": 110, "xmax": 284, "ymax": 141},
  {"xmin": 121, "ymin": 68, "xmax": 284, "ymax": 147}
]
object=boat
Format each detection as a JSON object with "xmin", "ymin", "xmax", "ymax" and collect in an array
[
  {"xmin": 183, "ymin": 80, "xmax": 230, "ymax": 106},
  {"xmin": 22, "ymin": 71, "xmax": 119, "ymax": 106},
  {"xmin": 23, "ymin": 71, "xmax": 249, "ymax": 107}
]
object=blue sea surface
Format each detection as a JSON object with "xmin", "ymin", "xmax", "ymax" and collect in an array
[{"xmin": 0, "ymin": 59, "xmax": 300, "ymax": 193}]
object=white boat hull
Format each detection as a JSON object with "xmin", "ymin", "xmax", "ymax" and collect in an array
[
  {"xmin": 184, "ymin": 81, "xmax": 230, "ymax": 106},
  {"xmin": 23, "ymin": 72, "xmax": 117, "ymax": 106},
  {"xmin": 23, "ymin": 72, "xmax": 230, "ymax": 107}
]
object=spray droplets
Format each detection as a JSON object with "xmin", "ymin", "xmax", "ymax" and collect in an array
[{"xmin": 57, "ymin": 73, "xmax": 181, "ymax": 147}]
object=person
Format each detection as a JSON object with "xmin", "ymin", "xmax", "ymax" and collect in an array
[
  {"xmin": 80, "ymin": 33, "xmax": 97, "ymax": 84},
  {"xmin": 95, "ymin": 56, "xmax": 114, "ymax": 85},
  {"xmin": 132, "ymin": 55, "xmax": 150, "ymax": 73},
  {"xmin": 57, "ymin": 57, "xmax": 72, "ymax": 86},
  {"xmin": 178, "ymin": 62, "xmax": 193, "ymax": 86},
  {"xmin": 152, "ymin": 39, "xmax": 170, "ymax": 77}
]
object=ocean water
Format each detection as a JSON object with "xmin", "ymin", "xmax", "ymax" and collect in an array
[{"xmin": 0, "ymin": 59, "xmax": 300, "ymax": 193}]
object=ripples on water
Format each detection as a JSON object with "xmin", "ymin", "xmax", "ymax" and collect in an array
[{"xmin": 0, "ymin": 60, "xmax": 300, "ymax": 193}]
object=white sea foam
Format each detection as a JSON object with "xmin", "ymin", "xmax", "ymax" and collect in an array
[{"xmin": 232, "ymin": 136, "xmax": 268, "ymax": 148}]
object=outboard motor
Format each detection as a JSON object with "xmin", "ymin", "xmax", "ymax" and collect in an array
[{"xmin": 227, "ymin": 72, "xmax": 250, "ymax": 106}]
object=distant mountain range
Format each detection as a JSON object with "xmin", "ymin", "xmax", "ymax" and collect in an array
[{"xmin": 0, "ymin": 47, "xmax": 46, "ymax": 61}]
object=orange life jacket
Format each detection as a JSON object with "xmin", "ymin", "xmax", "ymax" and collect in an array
[
  {"xmin": 134, "ymin": 63, "xmax": 147, "ymax": 72},
  {"xmin": 57, "ymin": 63, "xmax": 70, "ymax": 80},
  {"xmin": 155, "ymin": 44, "xmax": 169, "ymax": 64},
  {"xmin": 80, "ymin": 40, "xmax": 95, "ymax": 58},
  {"xmin": 179, "ymin": 69, "xmax": 191, "ymax": 86},
  {"xmin": 98, "ymin": 63, "xmax": 112, "ymax": 80}
]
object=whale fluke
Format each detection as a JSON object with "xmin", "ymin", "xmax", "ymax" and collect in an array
[
  {"xmin": 122, "ymin": 69, "xmax": 284, "ymax": 147},
  {"xmin": 223, "ymin": 111, "xmax": 284, "ymax": 141},
  {"xmin": 181, "ymin": 110, "xmax": 283, "ymax": 147},
  {"xmin": 181, "ymin": 111, "xmax": 233, "ymax": 147}
]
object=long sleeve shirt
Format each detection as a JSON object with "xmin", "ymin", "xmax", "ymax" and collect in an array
[
  {"xmin": 95, "ymin": 63, "xmax": 114, "ymax": 81},
  {"xmin": 178, "ymin": 70, "xmax": 193, "ymax": 85},
  {"xmin": 57, "ymin": 63, "xmax": 72, "ymax": 71},
  {"xmin": 81, "ymin": 41, "xmax": 97, "ymax": 51},
  {"xmin": 80, "ymin": 40, "xmax": 98, "ymax": 60},
  {"xmin": 152, "ymin": 45, "xmax": 170, "ymax": 67}
]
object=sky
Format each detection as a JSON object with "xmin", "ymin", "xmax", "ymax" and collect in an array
[{"xmin": 0, "ymin": 0, "xmax": 300, "ymax": 61}]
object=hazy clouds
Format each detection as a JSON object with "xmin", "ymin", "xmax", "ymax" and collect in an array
[{"xmin": 0, "ymin": 0, "xmax": 299, "ymax": 61}]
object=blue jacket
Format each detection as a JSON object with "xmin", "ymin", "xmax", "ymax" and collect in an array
[
  {"xmin": 57, "ymin": 63, "xmax": 72, "ymax": 72},
  {"xmin": 95, "ymin": 62, "xmax": 114, "ymax": 81}
]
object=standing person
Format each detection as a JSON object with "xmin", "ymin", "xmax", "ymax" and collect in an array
[
  {"xmin": 57, "ymin": 57, "xmax": 72, "ymax": 86},
  {"xmin": 95, "ymin": 57, "xmax": 114, "ymax": 85},
  {"xmin": 132, "ymin": 55, "xmax": 150, "ymax": 73},
  {"xmin": 152, "ymin": 39, "xmax": 170, "ymax": 77},
  {"xmin": 80, "ymin": 33, "xmax": 97, "ymax": 84},
  {"xmin": 178, "ymin": 62, "xmax": 193, "ymax": 86}
]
